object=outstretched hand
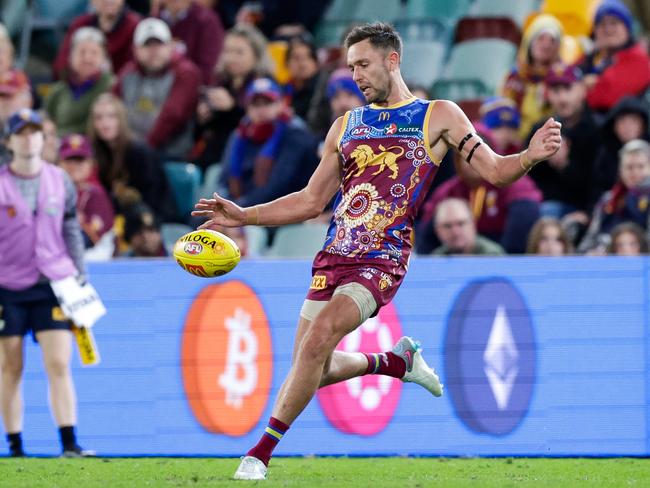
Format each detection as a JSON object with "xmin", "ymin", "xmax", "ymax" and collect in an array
[
  {"xmin": 191, "ymin": 192, "xmax": 247, "ymax": 230},
  {"xmin": 527, "ymin": 117, "xmax": 562, "ymax": 165}
]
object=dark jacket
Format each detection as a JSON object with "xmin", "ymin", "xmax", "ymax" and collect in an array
[
  {"xmin": 591, "ymin": 96, "xmax": 650, "ymax": 207},
  {"xmin": 527, "ymin": 104, "xmax": 599, "ymax": 211},
  {"xmin": 219, "ymin": 118, "xmax": 319, "ymax": 207}
]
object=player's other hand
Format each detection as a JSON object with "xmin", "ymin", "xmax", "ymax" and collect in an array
[
  {"xmin": 527, "ymin": 117, "xmax": 562, "ymax": 165},
  {"xmin": 192, "ymin": 192, "xmax": 247, "ymax": 229}
]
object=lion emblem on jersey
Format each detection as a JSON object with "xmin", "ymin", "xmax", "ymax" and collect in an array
[{"xmin": 349, "ymin": 144, "xmax": 404, "ymax": 180}]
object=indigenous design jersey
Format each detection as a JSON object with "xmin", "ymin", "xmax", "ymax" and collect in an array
[{"xmin": 323, "ymin": 98, "xmax": 441, "ymax": 266}]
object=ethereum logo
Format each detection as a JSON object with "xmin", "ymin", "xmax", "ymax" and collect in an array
[{"xmin": 483, "ymin": 305, "xmax": 519, "ymax": 410}]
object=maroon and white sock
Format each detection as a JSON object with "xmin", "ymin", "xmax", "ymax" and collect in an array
[
  {"xmin": 362, "ymin": 352, "xmax": 406, "ymax": 378},
  {"xmin": 246, "ymin": 416, "xmax": 290, "ymax": 466}
]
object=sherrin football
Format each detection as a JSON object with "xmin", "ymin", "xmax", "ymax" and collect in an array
[{"xmin": 173, "ymin": 229, "xmax": 241, "ymax": 277}]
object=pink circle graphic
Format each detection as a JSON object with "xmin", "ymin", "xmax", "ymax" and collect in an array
[{"xmin": 317, "ymin": 302, "xmax": 403, "ymax": 436}]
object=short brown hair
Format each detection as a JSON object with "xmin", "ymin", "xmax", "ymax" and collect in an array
[
  {"xmin": 344, "ymin": 22, "xmax": 402, "ymax": 57},
  {"xmin": 526, "ymin": 217, "xmax": 573, "ymax": 254}
]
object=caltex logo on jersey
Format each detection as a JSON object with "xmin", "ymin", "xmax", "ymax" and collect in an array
[
  {"xmin": 181, "ymin": 281, "xmax": 273, "ymax": 436},
  {"xmin": 384, "ymin": 123, "xmax": 397, "ymax": 135}
]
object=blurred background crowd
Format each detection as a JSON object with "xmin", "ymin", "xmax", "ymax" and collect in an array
[{"xmin": 3, "ymin": 0, "xmax": 650, "ymax": 259}]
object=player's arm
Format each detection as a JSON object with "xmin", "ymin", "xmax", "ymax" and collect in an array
[
  {"xmin": 192, "ymin": 117, "xmax": 344, "ymax": 228},
  {"xmin": 430, "ymin": 100, "xmax": 562, "ymax": 186}
]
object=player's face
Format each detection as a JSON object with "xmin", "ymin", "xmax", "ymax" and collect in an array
[
  {"xmin": 619, "ymin": 152, "xmax": 650, "ymax": 189},
  {"xmin": 347, "ymin": 40, "xmax": 393, "ymax": 104},
  {"xmin": 537, "ymin": 224, "xmax": 566, "ymax": 256}
]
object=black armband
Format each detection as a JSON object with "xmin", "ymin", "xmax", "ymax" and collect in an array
[
  {"xmin": 457, "ymin": 132, "xmax": 474, "ymax": 153},
  {"xmin": 466, "ymin": 141, "xmax": 482, "ymax": 164}
]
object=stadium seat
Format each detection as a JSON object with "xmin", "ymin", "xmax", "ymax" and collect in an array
[
  {"xmin": 323, "ymin": 0, "xmax": 358, "ymax": 22},
  {"xmin": 1, "ymin": 0, "xmax": 28, "ymax": 38},
  {"xmin": 433, "ymin": 39, "xmax": 516, "ymax": 99},
  {"xmin": 268, "ymin": 41, "xmax": 290, "ymax": 85},
  {"xmin": 394, "ymin": 18, "xmax": 451, "ymax": 44},
  {"xmin": 161, "ymin": 223, "xmax": 193, "ymax": 255},
  {"xmin": 198, "ymin": 163, "xmax": 223, "ymax": 199},
  {"xmin": 404, "ymin": 0, "xmax": 474, "ymax": 24},
  {"xmin": 266, "ymin": 223, "xmax": 329, "ymax": 258},
  {"xmin": 355, "ymin": 0, "xmax": 404, "ymax": 23},
  {"xmin": 402, "ymin": 40, "xmax": 446, "ymax": 88},
  {"xmin": 467, "ymin": 0, "xmax": 540, "ymax": 27},
  {"xmin": 245, "ymin": 226, "xmax": 269, "ymax": 257},
  {"xmin": 458, "ymin": 99, "xmax": 484, "ymax": 122},
  {"xmin": 540, "ymin": 0, "xmax": 599, "ymax": 36},
  {"xmin": 454, "ymin": 18, "xmax": 522, "ymax": 46},
  {"xmin": 163, "ymin": 162, "xmax": 202, "ymax": 219},
  {"xmin": 314, "ymin": 20, "xmax": 353, "ymax": 47},
  {"xmin": 431, "ymin": 79, "xmax": 489, "ymax": 102}
]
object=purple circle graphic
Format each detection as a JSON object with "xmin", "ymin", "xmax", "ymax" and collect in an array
[{"xmin": 444, "ymin": 279, "xmax": 536, "ymax": 436}]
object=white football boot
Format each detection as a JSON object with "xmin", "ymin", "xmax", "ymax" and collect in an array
[
  {"xmin": 392, "ymin": 336, "xmax": 443, "ymax": 397},
  {"xmin": 233, "ymin": 456, "xmax": 268, "ymax": 480}
]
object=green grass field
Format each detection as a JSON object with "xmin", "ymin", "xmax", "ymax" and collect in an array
[{"xmin": 1, "ymin": 457, "xmax": 650, "ymax": 487}]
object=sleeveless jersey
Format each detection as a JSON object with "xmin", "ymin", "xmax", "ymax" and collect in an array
[{"xmin": 322, "ymin": 98, "xmax": 441, "ymax": 266}]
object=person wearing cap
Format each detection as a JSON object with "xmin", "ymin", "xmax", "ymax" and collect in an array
[
  {"xmin": 158, "ymin": 0, "xmax": 225, "ymax": 84},
  {"xmin": 45, "ymin": 27, "xmax": 113, "ymax": 136},
  {"xmin": 502, "ymin": 14, "xmax": 564, "ymax": 139},
  {"xmin": 479, "ymin": 96, "xmax": 522, "ymax": 156},
  {"xmin": 581, "ymin": 0, "xmax": 650, "ymax": 113},
  {"xmin": 0, "ymin": 109, "xmax": 92, "ymax": 457},
  {"xmin": 219, "ymin": 76, "xmax": 318, "ymax": 207},
  {"xmin": 58, "ymin": 134, "xmax": 115, "ymax": 260},
  {"xmin": 114, "ymin": 17, "xmax": 201, "ymax": 160},
  {"xmin": 53, "ymin": 0, "xmax": 141, "ymax": 80},
  {"xmin": 326, "ymin": 68, "xmax": 365, "ymax": 122},
  {"xmin": 526, "ymin": 64, "xmax": 599, "ymax": 220},
  {"xmin": 122, "ymin": 203, "xmax": 167, "ymax": 257}
]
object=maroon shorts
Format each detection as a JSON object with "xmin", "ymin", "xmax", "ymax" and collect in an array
[{"xmin": 305, "ymin": 251, "xmax": 407, "ymax": 313}]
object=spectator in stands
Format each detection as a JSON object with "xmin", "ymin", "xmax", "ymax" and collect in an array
[
  {"xmin": 192, "ymin": 23, "xmax": 272, "ymax": 169},
  {"xmin": 326, "ymin": 69, "xmax": 364, "ymax": 121},
  {"xmin": 432, "ymin": 198, "xmax": 505, "ymax": 256},
  {"xmin": 0, "ymin": 71, "xmax": 32, "ymax": 165},
  {"xmin": 229, "ymin": 0, "xmax": 330, "ymax": 38},
  {"xmin": 89, "ymin": 93, "xmax": 176, "ymax": 220},
  {"xmin": 592, "ymin": 96, "xmax": 650, "ymax": 205},
  {"xmin": 41, "ymin": 115, "xmax": 60, "ymax": 165},
  {"xmin": 284, "ymin": 34, "xmax": 327, "ymax": 127},
  {"xmin": 158, "ymin": 0, "xmax": 225, "ymax": 84},
  {"xmin": 46, "ymin": 27, "xmax": 112, "ymax": 136},
  {"xmin": 503, "ymin": 14, "xmax": 563, "ymax": 139},
  {"xmin": 416, "ymin": 136, "xmax": 542, "ymax": 254},
  {"xmin": 219, "ymin": 77, "xmax": 319, "ymax": 207},
  {"xmin": 114, "ymin": 17, "xmax": 201, "ymax": 160},
  {"xmin": 579, "ymin": 139, "xmax": 650, "ymax": 253},
  {"xmin": 0, "ymin": 31, "xmax": 27, "ymax": 84},
  {"xmin": 526, "ymin": 217, "xmax": 573, "ymax": 255},
  {"xmin": 122, "ymin": 203, "xmax": 168, "ymax": 257},
  {"xmin": 607, "ymin": 222, "xmax": 649, "ymax": 255},
  {"xmin": 57, "ymin": 134, "xmax": 115, "ymax": 260},
  {"xmin": 54, "ymin": 0, "xmax": 141, "ymax": 80},
  {"xmin": 582, "ymin": 0, "xmax": 650, "ymax": 113},
  {"xmin": 479, "ymin": 97, "xmax": 522, "ymax": 155},
  {"xmin": 528, "ymin": 64, "xmax": 599, "ymax": 218}
]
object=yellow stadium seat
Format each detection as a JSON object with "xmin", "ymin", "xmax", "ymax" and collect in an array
[
  {"xmin": 268, "ymin": 41, "xmax": 290, "ymax": 85},
  {"xmin": 541, "ymin": 0, "xmax": 600, "ymax": 36}
]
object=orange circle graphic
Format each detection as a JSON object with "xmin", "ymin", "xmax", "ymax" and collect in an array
[{"xmin": 181, "ymin": 281, "xmax": 273, "ymax": 436}]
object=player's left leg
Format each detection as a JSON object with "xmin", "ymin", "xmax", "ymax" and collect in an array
[{"xmin": 37, "ymin": 329, "xmax": 93, "ymax": 457}]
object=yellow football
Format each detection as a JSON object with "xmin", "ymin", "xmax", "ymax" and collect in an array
[{"xmin": 173, "ymin": 229, "xmax": 241, "ymax": 278}]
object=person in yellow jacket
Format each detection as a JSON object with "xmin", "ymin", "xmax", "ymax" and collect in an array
[{"xmin": 502, "ymin": 14, "xmax": 564, "ymax": 139}]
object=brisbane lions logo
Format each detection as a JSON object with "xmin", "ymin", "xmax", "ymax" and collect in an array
[{"xmin": 348, "ymin": 144, "xmax": 404, "ymax": 180}]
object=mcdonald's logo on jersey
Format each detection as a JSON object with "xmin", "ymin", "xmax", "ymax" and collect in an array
[
  {"xmin": 379, "ymin": 111, "xmax": 390, "ymax": 121},
  {"xmin": 181, "ymin": 281, "xmax": 273, "ymax": 436}
]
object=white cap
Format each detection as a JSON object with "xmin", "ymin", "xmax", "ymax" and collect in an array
[{"xmin": 134, "ymin": 18, "xmax": 172, "ymax": 46}]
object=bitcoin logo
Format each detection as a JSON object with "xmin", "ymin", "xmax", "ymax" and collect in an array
[
  {"xmin": 182, "ymin": 281, "xmax": 273, "ymax": 436},
  {"xmin": 219, "ymin": 307, "xmax": 258, "ymax": 408}
]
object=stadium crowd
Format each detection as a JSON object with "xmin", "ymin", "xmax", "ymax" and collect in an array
[{"xmin": 2, "ymin": 0, "xmax": 650, "ymax": 258}]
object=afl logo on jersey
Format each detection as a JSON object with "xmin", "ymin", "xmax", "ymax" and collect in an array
[
  {"xmin": 384, "ymin": 123, "xmax": 397, "ymax": 135},
  {"xmin": 351, "ymin": 125, "xmax": 371, "ymax": 136}
]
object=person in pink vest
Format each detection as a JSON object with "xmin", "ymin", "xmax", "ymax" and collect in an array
[{"xmin": 0, "ymin": 109, "xmax": 92, "ymax": 457}]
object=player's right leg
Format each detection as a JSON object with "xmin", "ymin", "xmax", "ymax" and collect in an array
[{"xmin": 0, "ymin": 336, "xmax": 26, "ymax": 457}]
